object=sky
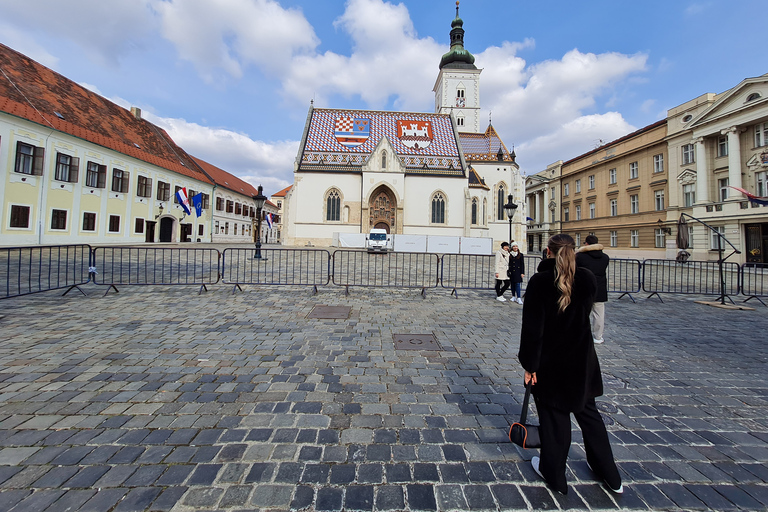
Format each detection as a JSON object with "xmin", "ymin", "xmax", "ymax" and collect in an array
[{"xmin": 0, "ymin": 0, "xmax": 763, "ymax": 195}]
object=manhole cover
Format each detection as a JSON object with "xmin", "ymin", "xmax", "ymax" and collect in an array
[
  {"xmin": 600, "ymin": 413, "xmax": 615, "ymax": 426},
  {"xmin": 596, "ymin": 401, "xmax": 618, "ymax": 414},
  {"xmin": 307, "ymin": 305, "xmax": 351, "ymax": 319},
  {"xmin": 394, "ymin": 334, "xmax": 440, "ymax": 351}
]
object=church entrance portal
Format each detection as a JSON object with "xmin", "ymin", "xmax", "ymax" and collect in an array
[{"xmin": 369, "ymin": 187, "xmax": 396, "ymax": 234}]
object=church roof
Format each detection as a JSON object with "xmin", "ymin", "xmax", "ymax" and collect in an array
[
  {"xmin": 0, "ymin": 43, "xmax": 210, "ymax": 184},
  {"xmin": 297, "ymin": 107, "xmax": 465, "ymax": 176},
  {"xmin": 459, "ymin": 124, "xmax": 515, "ymax": 163},
  {"xmin": 468, "ymin": 167, "xmax": 490, "ymax": 190}
]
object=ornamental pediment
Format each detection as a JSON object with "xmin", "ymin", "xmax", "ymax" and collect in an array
[{"xmin": 677, "ymin": 168, "xmax": 697, "ymax": 184}]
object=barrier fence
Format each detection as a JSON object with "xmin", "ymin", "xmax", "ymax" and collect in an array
[
  {"xmin": 222, "ymin": 248, "xmax": 331, "ymax": 294},
  {"xmin": 331, "ymin": 250, "xmax": 439, "ymax": 296},
  {"xmin": 2, "ymin": 245, "xmax": 767, "ymax": 306},
  {"xmin": 642, "ymin": 259, "xmax": 740, "ymax": 302},
  {"xmin": 741, "ymin": 263, "xmax": 768, "ymax": 305},
  {"xmin": 92, "ymin": 247, "xmax": 220, "ymax": 295},
  {"xmin": 0, "ymin": 244, "xmax": 91, "ymax": 299}
]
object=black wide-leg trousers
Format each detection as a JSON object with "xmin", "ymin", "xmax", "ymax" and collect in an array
[
  {"xmin": 533, "ymin": 395, "xmax": 621, "ymax": 494},
  {"xmin": 495, "ymin": 279, "xmax": 510, "ymax": 297}
]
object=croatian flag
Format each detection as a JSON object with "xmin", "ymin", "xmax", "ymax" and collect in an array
[
  {"xmin": 265, "ymin": 213, "xmax": 274, "ymax": 229},
  {"xmin": 191, "ymin": 193, "xmax": 203, "ymax": 217},
  {"xmin": 176, "ymin": 187, "xmax": 192, "ymax": 216}
]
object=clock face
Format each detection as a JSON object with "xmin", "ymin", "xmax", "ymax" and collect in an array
[{"xmin": 456, "ymin": 97, "xmax": 465, "ymax": 107}]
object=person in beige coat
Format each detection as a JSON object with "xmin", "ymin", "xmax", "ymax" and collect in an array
[{"xmin": 494, "ymin": 242, "xmax": 511, "ymax": 301}]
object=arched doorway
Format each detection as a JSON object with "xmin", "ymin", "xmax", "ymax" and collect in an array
[
  {"xmin": 159, "ymin": 217, "xmax": 175, "ymax": 242},
  {"xmin": 369, "ymin": 186, "xmax": 396, "ymax": 234}
]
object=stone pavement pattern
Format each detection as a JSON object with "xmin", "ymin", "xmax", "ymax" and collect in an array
[{"xmin": 0, "ymin": 285, "xmax": 767, "ymax": 511}]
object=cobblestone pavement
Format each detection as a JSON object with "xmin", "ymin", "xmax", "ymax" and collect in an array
[{"xmin": 0, "ymin": 284, "xmax": 767, "ymax": 511}]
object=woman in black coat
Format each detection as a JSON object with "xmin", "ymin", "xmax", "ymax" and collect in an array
[
  {"xmin": 518, "ymin": 234, "xmax": 622, "ymax": 496},
  {"xmin": 507, "ymin": 242, "xmax": 525, "ymax": 304}
]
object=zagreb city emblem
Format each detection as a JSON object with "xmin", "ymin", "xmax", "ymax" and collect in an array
[
  {"xmin": 397, "ymin": 120, "xmax": 433, "ymax": 150},
  {"xmin": 334, "ymin": 117, "xmax": 370, "ymax": 148}
]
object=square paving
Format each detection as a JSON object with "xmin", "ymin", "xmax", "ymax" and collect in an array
[{"xmin": 0, "ymin": 285, "xmax": 767, "ymax": 511}]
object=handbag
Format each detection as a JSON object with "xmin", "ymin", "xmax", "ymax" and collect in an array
[{"xmin": 509, "ymin": 380, "xmax": 541, "ymax": 448}]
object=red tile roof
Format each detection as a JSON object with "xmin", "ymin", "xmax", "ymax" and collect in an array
[
  {"xmin": 191, "ymin": 156, "xmax": 259, "ymax": 197},
  {"xmin": 272, "ymin": 185, "xmax": 292, "ymax": 197},
  {"xmin": 0, "ymin": 43, "xmax": 211, "ymax": 184},
  {"xmin": 459, "ymin": 124, "xmax": 514, "ymax": 162}
]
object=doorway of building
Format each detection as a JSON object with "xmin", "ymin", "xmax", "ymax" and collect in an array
[
  {"xmin": 180, "ymin": 223, "xmax": 192, "ymax": 242},
  {"xmin": 159, "ymin": 217, "xmax": 174, "ymax": 242},
  {"xmin": 145, "ymin": 221, "xmax": 156, "ymax": 243},
  {"xmin": 369, "ymin": 186, "xmax": 396, "ymax": 234},
  {"xmin": 745, "ymin": 223, "xmax": 768, "ymax": 264}
]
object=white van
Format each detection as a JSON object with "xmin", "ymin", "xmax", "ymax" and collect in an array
[{"xmin": 365, "ymin": 229, "xmax": 392, "ymax": 252}]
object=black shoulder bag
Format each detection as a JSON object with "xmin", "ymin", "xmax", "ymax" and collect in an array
[{"xmin": 509, "ymin": 380, "xmax": 541, "ymax": 448}]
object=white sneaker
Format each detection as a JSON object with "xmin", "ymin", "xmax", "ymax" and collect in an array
[
  {"xmin": 587, "ymin": 461, "xmax": 623, "ymax": 494},
  {"xmin": 593, "ymin": 338, "xmax": 604, "ymax": 344},
  {"xmin": 496, "ymin": 296, "xmax": 507, "ymax": 302},
  {"xmin": 531, "ymin": 456, "xmax": 544, "ymax": 480},
  {"xmin": 516, "ymin": 297, "xmax": 524, "ymax": 304}
]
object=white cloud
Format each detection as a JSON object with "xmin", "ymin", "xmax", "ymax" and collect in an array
[
  {"xmin": 0, "ymin": 23, "xmax": 60, "ymax": 69},
  {"xmin": 153, "ymin": 0, "xmax": 319, "ymax": 83},
  {"xmin": 0, "ymin": 0, "xmax": 156, "ymax": 65},
  {"xmin": 518, "ymin": 113, "xmax": 636, "ymax": 172}
]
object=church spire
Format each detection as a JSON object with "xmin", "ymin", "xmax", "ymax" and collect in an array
[{"xmin": 439, "ymin": 1, "xmax": 476, "ymax": 70}]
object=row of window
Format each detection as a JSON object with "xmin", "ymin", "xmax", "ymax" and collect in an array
[
  {"xmin": 9, "ymin": 204, "xmax": 204, "ymax": 237},
  {"xmin": 563, "ymin": 191, "xmax": 666, "ymax": 222},
  {"xmin": 215, "ymin": 197, "xmax": 256, "ymax": 217},
  {"xmin": 14, "ymin": 141, "xmax": 212, "ymax": 208},
  {"xmin": 572, "ymin": 226, "xmax": 726, "ymax": 250},
  {"xmin": 564, "ymin": 156, "xmax": 665, "ymax": 197}
]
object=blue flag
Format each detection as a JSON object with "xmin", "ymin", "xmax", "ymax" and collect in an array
[{"xmin": 191, "ymin": 193, "xmax": 203, "ymax": 217}]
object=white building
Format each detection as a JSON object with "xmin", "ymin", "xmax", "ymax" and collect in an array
[{"xmin": 283, "ymin": 5, "xmax": 524, "ymax": 248}]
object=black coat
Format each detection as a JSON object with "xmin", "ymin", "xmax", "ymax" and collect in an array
[
  {"xmin": 576, "ymin": 244, "xmax": 609, "ymax": 302},
  {"xmin": 507, "ymin": 253, "xmax": 525, "ymax": 283},
  {"xmin": 518, "ymin": 258, "xmax": 603, "ymax": 412}
]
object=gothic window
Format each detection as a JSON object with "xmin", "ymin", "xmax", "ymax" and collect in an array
[
  {"xmin": 471, "ymin": 198, "xmax": 478, "ymax": 225},
  {"xmin": 326, "ymin": 189, "xmax": 341, "ymax": 221},
  {"xmin": 431, "ymin": 193, "xmax": 446, "ymax": 224},
  {"xmin": 497, "ymin": 185, "xmax": 506, "ymax": 220},
  {"xmin": 381, "ymin": 151, "xmax": 387, "ymax": 170}
]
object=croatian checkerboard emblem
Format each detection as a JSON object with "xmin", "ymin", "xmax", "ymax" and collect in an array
[
  {"xmin": 397, "ymin": 120, "xmax": 433, "ymax": 149},
  {"xmin": 334, "ymin": 117, "xmax": 370, "ymax": 147}
]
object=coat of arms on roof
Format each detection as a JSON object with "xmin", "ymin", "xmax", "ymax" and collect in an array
[
  {"xmin": 334, "ymin": 117, "xmax": 370, "ymax": 147},
  {"xmin": 397, "ymin": 120, "xmax": 433, "ymax": 150}
]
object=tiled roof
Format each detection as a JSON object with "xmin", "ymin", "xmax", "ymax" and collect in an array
[
  {"xmin": 299, "ymin": 107, "xmax": 464, "ymax": 176},
  {"xmin": 191, "ymin": 156, "xmax": 258, "ymax": 197},
  {"xmin": 0, "ymin": 43, "xmax": 210, "ymax": 184},
  {"xmin": 272, "ymin": 185, "xmax": 292, "ymax": 197},
  {"xmin": 468, "ymin": 167, "xmax": 490, "ymax": 190},
  {"xmin": 459, "ymin": 124, "xmax": 514, "ymax": 162}
]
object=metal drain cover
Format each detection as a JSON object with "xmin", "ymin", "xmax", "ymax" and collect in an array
[
  {"xmin": 394, "ymin": 334, "xmax": 440, "ymax": 351},
  {"xmin": 596, "ymin": 401, "xmax": 618, "ymax": 414},
  {"xmin": 307, "ymin": 305, "xmax": 351, "ymax": 319}
]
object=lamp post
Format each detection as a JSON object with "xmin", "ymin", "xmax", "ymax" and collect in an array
[
  {"xmin": 253, "ymin": 185, "xmax": 267, "ymax": 259},
  {"xmin": 503, "ymin": 194, "xmax": 518, "ymax": 243}
]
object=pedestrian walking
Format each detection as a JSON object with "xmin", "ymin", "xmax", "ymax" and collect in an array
[
  {"xmin": 507, "ymin": 242, "xmax": 525, "ymax": 304},
  {"xmin": 518, "ymin": 234, "xmax": 622, "ymax": 496},
  {"xmin": 576, "ymin": 235, "xmax": 609, "ymax": 344},
  {"xmin": 494, "ymin": 241, "xmax": 511, "ymax": 302}
]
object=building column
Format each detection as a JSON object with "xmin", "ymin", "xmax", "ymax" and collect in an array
[
  {"xmin": 723, "ymin": 126, "xmax": 743, "ymax": 194},
  {"xmin": 534, "ymin": 192, "xmax": 540, "ymax": 223},
  {"xmin": 694, "ymin": 137, "xmax": 709, "ymax": 204}
]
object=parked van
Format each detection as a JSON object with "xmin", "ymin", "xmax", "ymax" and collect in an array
[{"xmin": 366, "ymin": 229, "xmax": 392, "ymax": 252}]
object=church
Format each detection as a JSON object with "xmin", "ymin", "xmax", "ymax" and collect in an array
[{"xmin": 282, "ymin": 4, "xmax": 525, "ymax": 248}]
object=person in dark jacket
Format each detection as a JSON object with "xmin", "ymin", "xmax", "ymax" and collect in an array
[
  {"xmin": 576, "ymin": 235, "xmax": 609, "ymax": 343},
  {"xmin": 507, "ymin": 242, "xmax": 525, "ymax": 304},
  {"xmin": 518, "ymin": 234, "xmax": 622, "ymax": 496}
]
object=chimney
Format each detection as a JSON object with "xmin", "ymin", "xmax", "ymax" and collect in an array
[{"xmin": 130, "ymin": 106, "xmax": 142, "ymax": 120}]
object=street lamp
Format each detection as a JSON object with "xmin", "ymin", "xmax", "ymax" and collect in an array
[
  {"xmin": 253, "ymin": 185, "xmax": 267, "ymax": 259},
  {"xmin": 503, "ymin": 194, "xmax": 518, "ymax": 243}
]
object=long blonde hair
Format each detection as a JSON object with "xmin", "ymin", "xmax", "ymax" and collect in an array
[{"xmin": 547, "ymin": 234, "xmax": 576, "ymax": 313}]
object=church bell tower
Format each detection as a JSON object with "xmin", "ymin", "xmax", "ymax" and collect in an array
[{"xmin": 433, "ymin": 1, "xmax": 482, "ymax": 133}]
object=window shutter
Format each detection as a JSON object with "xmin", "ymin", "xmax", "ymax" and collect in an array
[
  {"xmin": 69, "ymin": 157, "xmax": 79, "ymax": 182},
  {"xmin": 98, "ymin": 165, "xmax": 107, "ymax": 188},
  {"xmin": 33, "ymin": 145, "xmax": 45, "ymax": 175},
  {"xmin": 147, "ymin": 178, "xmax": 153, "ymax": 197},
  {"xmin": 122, "ymin": 171, "xmax": 130, "ymax": 193}
]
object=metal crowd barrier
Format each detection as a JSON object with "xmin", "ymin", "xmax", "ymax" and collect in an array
[
  {"xmin": 0, "ymin": 244, "xmax": 92, "ymax": 299},
  {"xmin": 642, "ymin": 259, "xmax": 740, "ymax": 302},
  {"xmin": 91, "ymin": 247, "xmax": 221, "ymax": 295},
  {"xmin": 332, "ymin": 250, "xmax": 439, "ymax": 297},
  {"xmin": 221, "ymin": 248, "xmax": 331, "ymax": 294},
  {"xmin": 741, "ymin": 263, "xmax": 768, "ymax": 306},
  {"xmin": 608, "ymin": 258, "xmax": 642, "ymax": 302},
  {"xmin": 440, "ymin": 254, "xmax": 540, "ymax": 297}
]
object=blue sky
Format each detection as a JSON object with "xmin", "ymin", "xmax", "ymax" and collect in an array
[{"xmin": 0, "ymin": 0, "xmax": 762, "ymax": 194}]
